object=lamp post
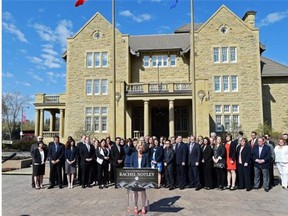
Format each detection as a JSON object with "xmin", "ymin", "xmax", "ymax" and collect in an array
[{"xmin": 20, "ymin": 106, "xmax": 29, "ymax": 139}]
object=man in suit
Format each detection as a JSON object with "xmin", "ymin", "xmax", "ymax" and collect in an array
[
  {"xmin": 264, "ymin": 134, "xmax": 275, "ymax": 188},
  {"xmin": 47, "ymin": 135, "xmax": 64, "ymax": 189},
  {"xmin": 249, "ymin": 131, "xmax": 258, "ymax": 186},
  {"xmin": 110, "ymin": 137, "xmax": 125, "ymax": 187},
  {"xmin": 175, "ymin": 136, "xmax": 188, "ymax": 190},
  {"xmin": 252, "ymin": 137, "xmax": 271, "ymax": 192},
  {"xmin": 76, "ymin": 135, "xmax": 86, "ymax": 185},
  {"xmin": 187, "ymin": 135, "xmax": 202, "ymax": 191},
  {"xmin": 163, "ymin": 140, "xmax": 175, "ymax": 190},
  {"xmin": 79, "ymin": 136, "xmax": 95, "ymax": 188},
  {"xmin": 30, "ymin": 136, "xmax": 45, "ymax": 188}
]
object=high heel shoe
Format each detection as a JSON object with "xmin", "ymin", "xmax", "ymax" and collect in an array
[
  {"xmin": 141, "ymin": 207, "xmax": 146, "ymax": 214},
  {"xmin": 134, "ymin": 207, "xmax": 138, "ymax": 214}
]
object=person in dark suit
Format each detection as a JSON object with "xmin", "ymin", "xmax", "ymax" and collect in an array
[
  {"xmin": 249, "ymin": 131, "xmax": 258, "ymax": 186},
  {"xmin": 76, "ymin": 135, "xmax": 86, "ymax": 185},
  {"xmin": 264, "ymin": 134, "xmax": 275, "ymax": 188},
  {"xmin": 123, "ymin": 138, "xmax": 136, "ymax": 167},
  {"xmin": 163, "ymin": 140, "xmax": 175, "ymax": 190},
  {"xmin": 201, "ymin": 137, "xmax": 213, "ymax": 190},
  {"xmin": 33, "ymin": 142, "xmax": 47, "ymax": 190},
  {"xmin": 236, "ymin": 138, "xmax": 252, "ymax": 191},
  {"xmin": 79, "ymin": 136, "xmax": 95, "ymax": 188},
  {"xmin": 30, "ymin": 136, "xmax": 45, "ymax": 188},
  {"xmin": 47, "ymin": 135, "xmax": 64, "ymax": 189},
  {"xmin": 65, "ymin": 139, "xmax": 78, "ymax": 189},
  {"xmin": 110, "ymin": 137, "xmax": 125, "ymax": 186},
  {"xmin": 175, "ymin": 136, "xmax": 188, "ymax": 190},
  {"xmin": 187, "ymin": 135, "xmax": 202, "ymax": 190},
  {"xmin": 212, "ymin": 136, "xmax": 226, "ymax": 190},
  {"xmin": 252, "ymin": 137, "xmax": 271, "ymax": 192},
  {"xmin": 96, "ymin": 139, "xmax": 110, "ymax": 189},
  {"xmin": 150, "ymin": 138, "xmax": 164, "ymax": 188}
]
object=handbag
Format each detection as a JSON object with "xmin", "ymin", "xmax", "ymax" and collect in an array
[{"xmin": 213, "ymin": 162, "xmax": 225, "ymax": 168}]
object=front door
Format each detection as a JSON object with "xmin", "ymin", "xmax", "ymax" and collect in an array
[{"xmin": 151, "ymin": 107, "xmax": 169, "ymax": 138}]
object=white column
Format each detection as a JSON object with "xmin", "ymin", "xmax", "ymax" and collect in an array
[
  {"xmin": 169, "ymin": 99, "xmax": 175, "ymax": 138},
  {"xmin": 59, "ymin": 109, "xmax": 64, "ymax": 138},
  {"xmin": 144, "ymin": 100, "xmax": 150, "ymax": 136},
  {"xmin": 35, "ymin": 109, "xmax": 40, "ymax": 136},
  {"xmin": 39, "ymin": 109, "xmax": 44, "ymax": 137}
]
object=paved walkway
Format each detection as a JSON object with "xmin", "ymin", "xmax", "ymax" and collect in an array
[{"xmin": 2, "ymin": 174, "xmax": 288, "ymax": 216}]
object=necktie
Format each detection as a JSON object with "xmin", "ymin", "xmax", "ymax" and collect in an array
[
  {"xmin": 55, "ymin": 144, "xmax": 58, "ymax": 152},
  {"xmin": 86, "ymin": 144, "xmax": 90, "ymax": 152},
  {"xmin": 190, "ymin": 143, "xmax": 194, "ymax": 154}
]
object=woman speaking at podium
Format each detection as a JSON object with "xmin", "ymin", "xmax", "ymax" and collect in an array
[{"xmin": 131, "ymin": 142, "xmax": 150, "ymax": 214}]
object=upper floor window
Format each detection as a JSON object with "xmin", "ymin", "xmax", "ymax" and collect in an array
[
  {"xmin": 213, "ymin": 48, "xmax": 220, "ymax": 63},
  {"xmin": 86, "ymin": 51, "xmax": 108, "ymax": 68},
  {"xmin": 144, "ymin": 54, "xmax": 175, "ymax": 68},
  {"xmin": 85, "ymin": 107, "xmax": 108, "ymax": 132},
  {"xmin": 213, "ymin": 46, "xmax": 237, "ymax": 64},
  {"xmin": 231, "ymin": 75, "xmax": 238, "ymax": 92},
  {"xmin": 170, "ymin": 55, "xmax": 176, "ymax": 67},
  {"xmin": 214, "ymin": 76, "xmax": 221, "ymax": 92},
  {"xmin": 86, "ymin": 79, "xmax": 108, "ymax": 96},
  {"xmin": 230, "ymin": 47, "xmax": 237, "ymax": 63},
  {"xmin": 86, "ymin": 80, "xmax": 92, "ymax": 95},
  {"xmin": 143, "ymin": 56, "xmax": 150, "ymax": 67},
  {"xmin": 214, "ymin": 75, "xmax": 238, "ymax": 93},
  {"xmin": 221, "ymin": 47, "xmax": 228, "ymax": 63},
  {"xmin": 152, "ymin": 55, "xmax": 168, "ymax": 67}
]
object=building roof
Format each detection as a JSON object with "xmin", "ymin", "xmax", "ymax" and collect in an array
[
  {"xmin": 129, "ymin": 33, "xmax": 190, "ymax": 54},
  {"xmin": 174, "ymin": 23, "xmax": 203, "ymax": 33},
  {"xmin": 261, "ymin": 56, "xmax": 288, "ymax": 77}
]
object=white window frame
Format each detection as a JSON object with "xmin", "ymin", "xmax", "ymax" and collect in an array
[
  {"xmin": 213, "ymin": 47, "xmax": 220, "ymax": 63},
  {"xmin": 143, "ymin": 56, "xmax": 150, "ymax": 67},
  {"xmin": 94, "ymin": 52, "xmax": 101, "ymax": 67},
  {"xmin": 102, "ymin": 52, "xmax": 108, "ymax": 67},
  {"xmin": 232, "ymin": 115, "xmax": 240, "ymax": 129},
  {"xmin": 101, "ymin": 79, "xmax": 108, "ymax": 95},
  {"xmin": 221, "ymin": 47, "xmax": 228, "ymax": 63},
  {"xmin": 170, "ymin": 55, "xmax": 176, "ymax": 67},
  {"xmin": 232, "ymin": 105, "xmax": 239, "ymax": 113},
  {"xmin": 214, "ymin": 76, "xmax": 221, "ymax": 93},
  {"xmin": 215, "ymin": 105, "xmax": 222, "ymax": 113},
  {"xmin": 86, "ymin": 80, "xmax": 93, "ymax": 95},
  {"xmin": 224, "ymin": 105, "xmax": 230, "ymax": 113},
  {"xmin": 86, "ymin": 52, "xmax": 93, "ymax": 68},
  {"xmin": 152, "ymin": 55, "xmax": 168, "ymax": 67},
  {"xmin": 222, "ymin": 76, "xmax": 229, "ymax": 92},
  {"xmin": 215, "ymin": 115, "xmax": 222, "ymax": 132},
  {"xmin": 231, "ymin": 75, "xmax": 238, "ymax": 92},
  {"xmin": 93, "ymin": 79, "xmax": 100, "ymax": 95},
  {"xmin": 230, "ymin": 47, "xmax": 237, "ymax": 63},
  {"xmin": 224, "ymin": 115, "xmax": 231, "ymax": 131}
]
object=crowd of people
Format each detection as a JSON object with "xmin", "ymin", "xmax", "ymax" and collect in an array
[{"xmin": 30, "ymin": 132, "xmax": 288, "ymax": 193}]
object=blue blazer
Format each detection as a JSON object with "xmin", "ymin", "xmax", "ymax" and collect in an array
[
  {"xmin": 252, "ymin": 145, "xmax": 271, "ymax": 169},
  {"xmin": 131, "ymin": 152, "xmax": 150, "ymax": 168},
  {"xmin": 188, "ymin": 142, "xmax": 201, "ymax": 166},
  {"xmin": 175, "ymin": 142, "xmax": 188, "ymax": 165},
  {"xmin": 150, "ymin": 146, "xmax": 164, "ymax": 163},
  {"xmin": 65, "ymin": 147, "xmax": 79, "ymax": 162},
  {"xmin": 124, "ymin": 145, "xmax": 136, "ymax": 167},
  {"xmin": 48, "ymin": 142, "xmax": 64, "ymax": 162}
]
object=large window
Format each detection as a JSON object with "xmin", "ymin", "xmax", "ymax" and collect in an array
[
  {"xmin": 86, "ymin": 80, "xmax": 92, "ymax": 95},
  {"xmin": 214, "ymin": 75, "xmax": 238, "ymax": 93},
  {"xmin": 85, "ymin": 107, "xmax": 108, "ymax": 132},
  {"xmin": 144, "ymin": 54, "xmax": 176, "ymax": 68},
  {"xmin": 143, "ymin": 56, "xmax": 150, "ymax": 67},
  {"xmin": 170, "ymin": 55, "xmax": 176, "ymax": 66},
  {"xmin": 230, "ymin": 47, "xmax": 237, "ymax": 63},
  {"xmin": 221, "ymin": 47, "xmax": 228, "ymax": 63},
  {"xmin": 213, "ymin": 48, "xmax": 220, "ymax": 63},
  {"xmin": 214, "ymin": 104, "xmax": 240, "ymax": 132},
  {"xmin": 86, "ymin": 51, "xmax": 108, "ymax": 68},
  {"xmin": 213, "ymin": 46, "xmax": 237, "ymax": 63},
  {"xmin": 86, "ymin": 79, "xmax": 108, "ymax": 96}
]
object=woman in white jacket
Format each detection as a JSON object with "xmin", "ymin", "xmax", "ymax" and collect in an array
[{"xmin": 274, "ymin": 138, "xmax": 288, "ymax": 190}]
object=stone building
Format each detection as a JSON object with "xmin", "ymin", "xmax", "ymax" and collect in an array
[{"xmin": 34, "ymin": 5, "xmax": 288, "ymax": 140}]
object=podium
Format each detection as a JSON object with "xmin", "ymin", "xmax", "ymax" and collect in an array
[{"xmin": 116, "ymin": 168, "xmax": 158, "ymax": 215}]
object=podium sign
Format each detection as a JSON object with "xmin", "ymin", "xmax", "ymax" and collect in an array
[{"xmin": 116, "ymin": 168, "xmax": 158, "ymax": 189}]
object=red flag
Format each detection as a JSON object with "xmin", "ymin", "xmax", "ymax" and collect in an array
[
  {"xmin": 21, "ymin": 113, "xmax": 26, "ymax": 124},
  {"xmin": 75, "ymin": 0, "xmax": 86, "ymax": 7}
]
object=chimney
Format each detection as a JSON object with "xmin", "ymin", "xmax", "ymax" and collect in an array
[{"xmin": 242, "ymin": 11, "xmax": 256, "ymax": 28}]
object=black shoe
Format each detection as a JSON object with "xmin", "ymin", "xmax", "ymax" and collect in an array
[
  {"xmin": 59, "ymin": 185, "xmax": 63, "ymax": 189},
  {"xmin": 99, "ymin": 185, "xmax": 104, "ymax": 189},
  {"xmin": 195, "ymin": 186, "xmax": 202, "ymax": 191},
  {"xmin": 246, "ymin": 188, "xmax": 252, "ymax": 191},
  {"xmin": 230, "ymin": 186, "xmax": 236, "ymax": 191},
  {"xmin": 47, "ymin": 185, "xmax": 54, "ymax": 189},
  {"xmin": 205, "ymin": 187, "xmax": 211, "ymax": 190},
  {"xmin": 32, "ymin": 184, "xmax": 35, "ymax": 188},
  {"xmin": 82, "ymin": 185, "xmax": 86, "ymax": 188},
  {"xmin": 218, "ymin": 186, "xmax": 224, "ymax": 191},
  {"xmin": 179, "ymin": 186, "xmax": 185, "ymax": 190},
  {"xmin": 104, "ymin": 184, "xmax": 108, "ymax": 188},
  {"xmin": 87, "ymin": 185, "xmax": 92, "ymax": 188},
  {"xmin": 265, "ymin": 188, "xmax": 269, "ymax": 192},
  {"xmin": 169, "ymin": 187, "xmax": 174, "ymax": 190},
  {"xmin": 253, "ymin": 186, "xmax": 259, "ymax": 189}
]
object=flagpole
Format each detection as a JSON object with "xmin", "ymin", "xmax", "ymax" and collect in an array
[
  {"xmin": 190, "ymin": 0, "xmax": 196, "ymax": 135},
  {"xmin": 111, "ymin": 0, "xmax": 116, "ymax": 140}
]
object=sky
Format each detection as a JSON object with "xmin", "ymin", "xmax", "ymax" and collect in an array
[{"xmin": 2, "ymin": 0, "xmax": 288, "ymax": 121}]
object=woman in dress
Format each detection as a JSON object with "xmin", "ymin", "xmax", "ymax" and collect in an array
[
  {"xmin": 213, "ymin": 136, "xmax": 226, "ymax": 190},
  {"xmin": 33, "ymin": 142, "xmax": 47, "ymax": 190},
  {"xmin": 274, "ymin": 138, "xmax": 288, "ymax": 190},
  {"xmin": 65, "ymin": 139, "xmax": 78, "ymax": 189},
  {"xmin": 201, "ymin": 137, "xmax": 213, "ymax": 189},
  {"xmin": 96, "ymin": 139, "xmax": 110, "ymax": 189},
  {"xmin": 91, "ymin": 138, "xmax": 100, "ymax": 186},
  {"xmin": 225, "ymin": 133, "xmax": 237, "ymax": 190},
  {"xmin": 131, "ymin": 142, "xmax": 150, "ymax": 214},
  {"xmin": 150, "ymin": 138, "xmax": 164, "ymax": 188}
]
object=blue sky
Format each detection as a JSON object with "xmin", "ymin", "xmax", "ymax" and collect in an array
[{"xmin": 2, "ymin": 0, "xmax": 288, "ymax": 121}]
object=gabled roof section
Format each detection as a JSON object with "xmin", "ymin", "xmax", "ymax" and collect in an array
[
  {"xmin": 68, "ymin": 12, "xmax": 121, "ymax": 39},
  {"xmin": 197, "ymin": 5, "xmax": 256, "ymax": 33},
  {"xmin": 261, "ymin": 56, "xmax": 288, "ymax": 77},
  {"xmin": 129, "ymin": 33, "xmax": 190, "ymax": 54},
  {"xmin": 174, "ymin": 23, "xmax": 202, "ymax": 33}
]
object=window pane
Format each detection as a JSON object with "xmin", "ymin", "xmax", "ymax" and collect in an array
[
  {"xmin": 152, "ymin": 56, "xmax": 157, "ymax": 67},
  {"xmin": 94, "ymin": 107, "xmax": 100, "ymax": 115},
  {"xmin": 101, "ymin": 79, "xmax": 108, "ymax": 95},
  {"xmin": 94, "ymin": 79, "xmax": 100, "ymax": 95},
  {"xmin": 213, "ymin": 48, "xmax": 220, "ymax": 63},
  {"xmin": 224, "ymin": 115, "xmax": 230, "ymax": 131},
  {"xmin": 163, "ymin": 56, "xmax": 168, "ymax": 66},
  {"xmin": 222, "ymin": 47, "xmax": 228, "ymax": 63},
  {"xmin": 170, "ymin": 55, "xmax": 176, "ymax": 66},
  {"xmin": 216, "ymin": 115, "xmax": 222, "ymax": 132},
  {"xmin": 94, "ymin": 52, "xmax": 100, "ymax": 67},
  {"xmin": 101, "ymin": 116, "xmax": 107, "ymax": 132},
  {"xmin": 223, "ymin": 76, "xmax": 229, "ymax": 92},
  {"xmin": 215, "ymin": 105, "xmax": 222, "ymax": 113},
  {"xmin": 231, "ymin": 76, "xmax": 238, "ymax": 92},
  {"xmin": 232, "ymin": 105, "xmax": 239, "ymax": 113},
  {"xmin": 86, "ymin": 80, "xmax": 92, "ymax": 95},
  {"xmin": 86, "ymin": 107, "xmax": 92, "ymax": 115},
  {"xmin": 232, "ymin": 115, "xmax": 239, "ymax": 127},
  {"xmin": 94, "ymin": 116, "xmax": 100, "ymax": 131},
  {"xmin": 214, "ymin": 76, "xmax": 221, "ymax": 92},
  {"xmin": 102, "ymin": 52, "xmax": 108, "ymax": 67},
  {"xmin": 157, "ymin": 56, "xmax": 162, "ymax": 67},
  {"xmin": 230, "ymin": 47, "xmax": 237, "ymax": 63},
  {"xmin": 85, "ymin": 117, "xmax": 92, "ymax": 131},
  {"xmin": 101, "ymin": 107, "xmax": 108, "ymax": 115},
  {"xmin": 86, "ymin": 52, "xmax": 93, "ymax": 68},
  {"xmin": 143, "ymin": 56, "xmax": 150, "ymax": 67},
  {"xmin": 224, "ymin": 105, "xmax": 230, "ymax": 113}
]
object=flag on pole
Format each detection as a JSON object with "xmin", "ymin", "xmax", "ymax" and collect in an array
[
  {"xmin": 21, "ymin": 113, "xmax": 26, "ymax": 124},
  {"xmin": 75, "ymin": 0, "xmax": 86, "ymax": 7}
]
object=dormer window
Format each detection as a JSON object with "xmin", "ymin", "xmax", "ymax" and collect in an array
[{"xmin": 220, "ymin": 26, "xmax": 228, "ymax": 34}]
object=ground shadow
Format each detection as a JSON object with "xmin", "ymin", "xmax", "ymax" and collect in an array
[{"xmin": 149, "ymin": 195, "xmax": 183, "ymax": 213}]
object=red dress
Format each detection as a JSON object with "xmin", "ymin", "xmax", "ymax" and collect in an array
[{"xmin": 225, "ymin": 142, "xmax": 236, "ymax": 170}]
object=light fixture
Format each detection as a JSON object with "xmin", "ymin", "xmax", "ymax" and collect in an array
[
  {"xmin": 115, "ymin": 92, "xmax": 121, "ymax": 102},
  {"xmin": 197, "ymin": 90, "xmax": 211, "ymax": 104}
]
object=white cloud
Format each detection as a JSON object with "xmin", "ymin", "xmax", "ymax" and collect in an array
[
  {"xmin": 2, "ymin": 22, "xmax": 28, "ymax": 43},
  {"xmin": 28, "ymin": 56, "xmax": 43, "ymax": 65},
  {"xmin": 2, "ymin": 72, "xmax": 14, "ymax": 78},
  {"xmin": 3, "ymin": 12, "xmax": 13, "ymax": 21},
  {"xmin": 32, "ymin": 74, "xmax": 44, "ymax": 82},
  {"xmin": 119, "ymin": 10, "xmax": 152, "ymax": 23},
  {"xmin": 151, "ymin": 0, "xmax": 162, "ymax": 2},
  {"xmin": 40, "ymin": 53, "xmax": 62, "ymax": 68},
  {"xmin": 42, "ymin": 44, "xmax": 58, "ymax": 56},
  {"xmin": 38, "ymin": 8, "xmax": 45, "ymax": 13},
  {"xmin": 259, "ymin": 10, "xmax": 288, "ymax": 27},
  {"xmin": 16, "ymin": 81, "xmax": 31, "ymax": 87},
  {"xmin": 33, "ymin": 23, "xmax": 57, "ymax": 42}
]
